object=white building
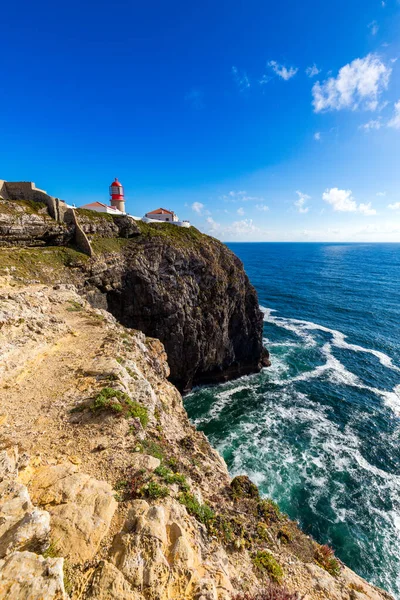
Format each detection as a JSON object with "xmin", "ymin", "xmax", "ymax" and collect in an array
[
  {"xmin": 143, "ymin": 208, "xmax": 191, "ymax": 228},
  {"xmin": 79, "ymin": 201, "xmax": 125, "ymax": 215}
]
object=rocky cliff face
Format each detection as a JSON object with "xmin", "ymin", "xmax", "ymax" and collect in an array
[
  {"xmin": 0, "ymin": 201, "xmax": 269, "ymax": 392},
  {"xmin": 0, "ymin": 281, "xmax": 393, "ymax": 600},
  {"xmin": 80, "ymin": 225, "xmax": 269, "ymax": 392}
]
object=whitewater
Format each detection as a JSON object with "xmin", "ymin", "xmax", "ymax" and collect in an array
[{"xmin": 185, "ymin": 242, "xmax": 400, "ymax": 599}]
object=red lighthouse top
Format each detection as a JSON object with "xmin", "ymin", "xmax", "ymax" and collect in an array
[{"xmin": 109, "ymin": 178, "xmax": 124, "ymax": 201}]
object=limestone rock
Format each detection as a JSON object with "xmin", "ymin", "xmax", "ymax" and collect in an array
[
  {"xmin": 0, "ymin": 551, "xmax": 67, "ymax": 599},
  {"xmin": 109, "ymin": 499, "xmax": 233, "ymax": 600},
  {"xmin": 131, "ymin": 453, "xmax": 161, "ymax": 472},
  {"xmin": 29, "ymin": 464, "xmax": 117, "ymax": 563},
  {"xmin": 85, "ymin": 561, "xmax": 140, "ymax": 600}
]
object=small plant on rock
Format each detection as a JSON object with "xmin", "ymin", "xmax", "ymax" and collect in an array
[
  {"xmin": 231, "ymin": 475, "xmax": 260, "ymax": 501},
  {"xmin": 139, "ymin": 481, "xmax": 169, "ymax": 500},
  {"xmin": 253, "ymin": 551, "xmax": 284, "ymax": 584},
  {"xmin": 257, "ymin": 499, "xmax": 282, "ymax": 524},
  {"xmin": 154, "ymin": 465, "xmax": 189, "ymax": 491},
  {"xmin": 179, "ymin": 492, "xmax": 215, "ymax": 526},
  {"xmin": 314, "ymin": 544, "xmax": 341, "ymax": 577}
]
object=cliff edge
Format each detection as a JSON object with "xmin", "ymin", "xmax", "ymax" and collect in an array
[
  {"xmin": 0, "ymin": 196, "xmax": 270, "ymax": 392},
  {"xmin": 0, "ymin": 281, "xmax": 392, "ymax": 600}
]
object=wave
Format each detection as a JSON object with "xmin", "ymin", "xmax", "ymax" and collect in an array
[
  {"xmin": 260, "ymin": 306, "xmax": 400, "ymax": 416},
  {"xmin": 260, "ymin": 306, "xmax": 400, "ymax": 373}
]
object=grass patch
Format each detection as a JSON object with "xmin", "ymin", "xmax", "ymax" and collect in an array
[
  {"xmin": 253, "ymin": 551, "xmax": 284, "ymax": 584},
  {"xmin": 138, "ymin": 439, "xmax": 165, "ymax": 461},
  {"xmin": 179, "ymin": 492, "xmax": 215, "ymax": 526},
  {"xmin": 66, "ymin": 300, "xmax": 83, "ymax": 312},
  {"xmin": 76, "ymin": 208, "xmax": 115, "ymax": 221},
  {"xmin": 88, "ymin": 387, "xmax": 149, "ymax": 426},
  {"xmin": 0, "ymin": 246, "xmax": 89, "ymax": 283},
  {"xmin": 90, "ymin": 236, "xmax": 131, "ymax": 254}
]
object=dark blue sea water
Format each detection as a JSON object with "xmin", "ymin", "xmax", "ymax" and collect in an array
[{"xmin": 185, "ymin": 243, "xmax": 400, "ymax": 597}]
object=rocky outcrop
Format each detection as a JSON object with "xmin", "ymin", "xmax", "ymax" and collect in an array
[
  {"xmin": 0, "ymin": 284, "xmax": 394, "ymax": 600},
  {"xmin": 29, "ymin": 464, "xmax": 117, "ymax": 563},
  {"xmin": 0, "ymin": 197, "xmax": 269, "ymax": 391},
  {"xmin": 0, "ymin": 201, "xmax": 73, "ymax": 247},
  {"xmin": 81, "ymin": 226, "xmax": 270, "ymax": 392}
]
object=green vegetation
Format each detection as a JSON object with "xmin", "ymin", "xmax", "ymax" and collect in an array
[
  {"xmin": 139, "ymin": 481, "xmax": 169, "ymax": 500},
  {"xmin": 179, "ymin": 492, "xmax": 215, "ymax": 526},
  {"xmin": 252, "ymin": 551, "xmax": 284, "ymax": 584},
  {"xmin": 314, "ymin": 544, "xmax": 341, "ymax": 577},
  {"xmin": 154, "ymin": 465, "xmax": 189, "ymax": 491},
  {"xmin": 90, "ymin": 236, "xmax": 131, "ymax": 254},
  {"xmin": 231, "ymin": 475, "xmax": 260, "ymax": 501},
  {"xmin": 0, "ymin": 246, "xmax": 89, "ymax": 283},
  {"xmin": 0, "ymin": 198, "xmax": 47, "ymax": 215},
  {"xmin": 138, "ymin": 439, "xmax": 165, "ymax": 461},
  {"xmin": 82, "ymin": 387, "xmax": 149, "ymax": 426},
  {"xmin": 277, "ymin": 526, "xmax": 293, "ymax": 544},
  {"xmin": 76, "ymin": 208, "xmax": 114, "ymax": 221},
  {"xmin": 258, "ymin": 499, "xmax": 282, "ymax": 524},
  {"xmin": 66, "ymin": 300, "xmax": 83, "ymax": 312}
]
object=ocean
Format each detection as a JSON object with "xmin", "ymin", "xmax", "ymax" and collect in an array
[{"xmin": 184, "ymin": 243, "xmax": 400, "ymax": 598}]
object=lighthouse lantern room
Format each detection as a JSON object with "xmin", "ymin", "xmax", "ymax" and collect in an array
[{"xmin": 109, "ymin": 178, "xmax": 125, "ymax": 213}]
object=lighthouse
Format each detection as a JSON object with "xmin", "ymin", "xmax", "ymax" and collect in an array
[{"xmin": 109, "ymin": 178, "xmax": 125, "ymax": 213}]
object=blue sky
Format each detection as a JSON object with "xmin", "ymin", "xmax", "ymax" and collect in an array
[{"xmin": 2, "ymin": 0, "xmax": 400, "ymax": 241}]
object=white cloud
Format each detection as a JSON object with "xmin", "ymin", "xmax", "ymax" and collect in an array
[
  {"xmin": 358, "ymin": 202, "xmax": 377, "ymax": 215},
  {"xmin": 237, "ymin": 207, "xmax": 245, "ymax": 216},
  {"xmin": 306, "ymin": 64, "xmax": 321, "ymax": 78},
  {"xmin": 294, "ymin": 191, "xmax": 311, "ymax": 213},
  {"xmin": 377, "ymin": 191, "xmax": 386, "ymax": 197},
  {"xmin": 368, "ymin": 20, "xmax": 379, "ymax": 36},
  {"xmin": 322, "ymin": 188, "xmax": 376, "ymax": 215},
  {"xmin": 232, "ymin": 66, "xmax": 250, "ymax": 91},
  {"xmin": 382, "ymin": 1, "xmax": 385, "ymax": 6},
  {"xmin": 359, "ymin": 118, "xmax": 382, "ymax": 131},
  {"xmin": 314, "ymin": 132, "xmax": 321, "ymax": 140},
  {"xmin": 323, "ymin": 188, "xmax": 357, "ymax": 211},
  {"xmin": 255, "ymin": 204, "xmax": 269, "ymax": 212},
  {"xmin": 388, "ymin": 100, "xmax": 400, "ymax": 129},
  {"xmin": 206, "ymin": 217, "xmax": 220, "ymax": 232},
  {"xmin": 191, "ymin": 201, "xmax": 204, "ymax": 214},
  {"xmin": 388, "ymin": 202, "xmax": 400, "ymax": 210},
  {"xmin": 222, "ymin": 190, "xmax": 264, "ymax": 203},
  {"xmin": 268, "ymin": 60, "xmax": 298, "ymax": 81},
  {"xmin": 226, "ymin": 219, "xmax": 259, "ymax": 236},
  {"xmin": 312, "ymin": 54, "xmax": 392, "ymax": 112}
]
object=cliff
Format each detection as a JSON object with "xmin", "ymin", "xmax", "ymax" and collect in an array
[
  {"xmin": 0, "ymin": 280, "xmax": 392, "ymax": 600},
  {"xmin": 0, "ymin": 198, "xmax": 269, "ymax": 392}
]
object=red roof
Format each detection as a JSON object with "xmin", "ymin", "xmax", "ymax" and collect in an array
[
  {"xmin": 111, "ymin": 178, "xmax": 122, "ymax": 187},
  {"xmin": 146, "ymin": 208, "xmax": 174, "ymax": 215}
]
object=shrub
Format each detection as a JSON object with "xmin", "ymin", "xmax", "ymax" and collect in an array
[
  {"xmin": 231, "ymin": 476, "xmax": 260, "ymax": 501},
  {"xmin": 139, "ymin": 481, "xmax": 169, "ymax": 500},
  {"xmin": 179, "ymin": 492, "xmax": 215, "ymax": 526},
  {"xmin": 258, "ymin": 499, "xmax": 282, "ymax": 524},
  {"xmin": 277, "ymin": 526, "xmax": 293, "ymax": 544},
  {"xmin": 154, "ymin": 465, "xmax": 189, "ymax": 491},
  {"xmin": 253, "ymin": 551, "xmax": 284, "ymax": 584},
  {"xmin": 90, "ymin": 387, "xmax": 149, "ymax": 426},
  {"xmin": 314, "ymin": 544, "xmax": 341, "ymax": 577}
]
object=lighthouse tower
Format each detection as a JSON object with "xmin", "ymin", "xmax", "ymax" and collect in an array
[{"xmin": 109, "ymin": 178, "xmax": 125, "ymax": 213}]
